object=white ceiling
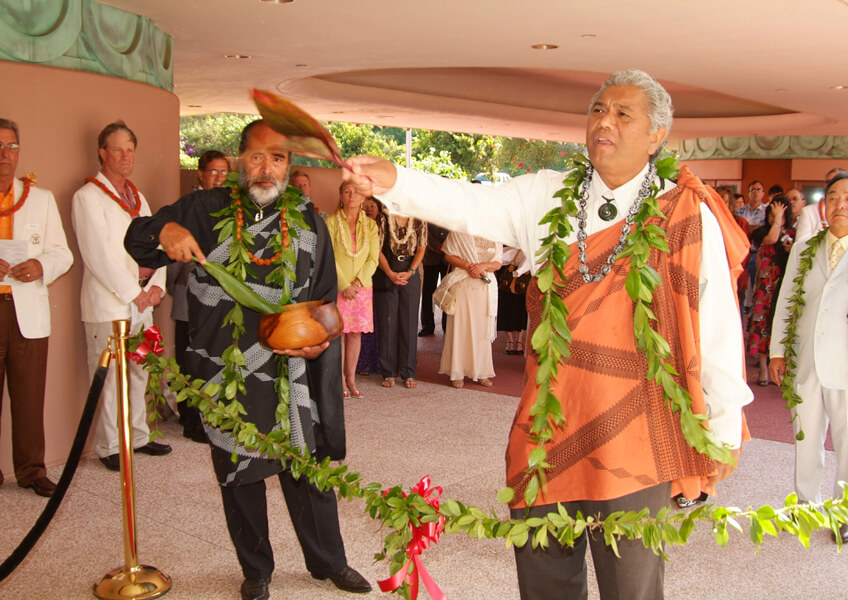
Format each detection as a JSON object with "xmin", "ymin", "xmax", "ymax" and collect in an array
[{"xmin": 105, "ymin": 0, "xmax": 848, "ymax": 144}]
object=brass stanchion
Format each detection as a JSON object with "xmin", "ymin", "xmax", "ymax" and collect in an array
[{"xmin": 94, "ymin": 320, "xmax": 171, "ymax": 600}]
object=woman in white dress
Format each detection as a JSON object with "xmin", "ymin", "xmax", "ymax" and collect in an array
[{"xmin": 438, "ymin": 231, "xmax": 502, "ymax": 388}]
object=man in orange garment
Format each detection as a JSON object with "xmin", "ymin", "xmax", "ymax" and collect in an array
[{"xmin": 343, "ymin": 69, "xmax": 752, "ymax": 600}]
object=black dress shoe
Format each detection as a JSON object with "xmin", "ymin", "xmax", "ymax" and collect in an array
[
  {"xmin": 99, "ymin": 454, "xmax": 120, "ymax": 471},
  {"xmin": 21, "ymin": 476, "xmax": 57, "ymax": 498},
  {"xmin": 833, "ymin": 523, "xmax": 848, "ymax": 545},
  {"xmin": 312, "ymin": 566, "xmax": 372, "ymax": 594},
  {"xmin": 135, "ymin": 441, "xmax": 172, "ymax": 456},
  {"xmin": 240, "ymin": 577, "xmax": 270, "ymax": 600}
]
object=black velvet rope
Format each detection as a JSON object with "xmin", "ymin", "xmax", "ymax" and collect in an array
[{"xmin": 0, "ymin": 365, "xmax": 108, "ymax": 582}]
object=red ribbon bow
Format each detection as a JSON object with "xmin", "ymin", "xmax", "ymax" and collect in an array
[
  {"xmin": 378, "ymin": 475, "xmax": 448, "ymax": 600},
  {"xmin": 128, "ymin": 326, "xmax": 164, "ymax": 364}
]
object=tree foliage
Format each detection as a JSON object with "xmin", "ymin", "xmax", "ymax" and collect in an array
[
  {"xmin": 180, "ymin": 113, "xmax": 258, "ymax": 169},
  {"xmin": 412, "ymin": 130, "xmax": 500, "ymax": 179},
  {"xmin": 411, "ymin": 147, "xmax": 467, "ymax": 179},
  {"xmin": 292, "ymin": 123, "xmax": 405, "ymax": 168},
  {"xmin": 180, "ymin": 114, "xmax": 592, "ymax": 177},
  {"xmin": 497, "ymin": 139, "xmax": 586, "ymax": 176}
]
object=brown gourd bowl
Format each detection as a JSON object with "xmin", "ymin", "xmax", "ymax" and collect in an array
[{"xmin": 257, "ymin": 300, "xmax": 344, "ymax": 351}]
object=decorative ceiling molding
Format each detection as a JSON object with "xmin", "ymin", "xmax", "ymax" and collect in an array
[
  {"xmin": 0, "ymin": 0, "xmax": 173, "ymax": 91},
  {"xmin": 678, "ymin": 136, "xmax": 848, "ymax": 160}
]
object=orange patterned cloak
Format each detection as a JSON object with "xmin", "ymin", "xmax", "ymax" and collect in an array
[{"xmin": 506, "ymin": 167, "xmax": 749, "ymax": 508}]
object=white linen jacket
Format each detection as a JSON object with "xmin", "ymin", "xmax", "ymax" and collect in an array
[
  {"xmin": 6, "ymin": 178, "xmax": 73, "ymax": 338},
  {"xmin": 71, "ymin": 172, "xmax": 165, "ymax": 323},
  {"xmin": 771, "ymin": 233, "xmax": 848, "ymax": 390}
]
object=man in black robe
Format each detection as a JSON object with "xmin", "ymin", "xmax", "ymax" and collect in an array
[{"xmin": 125, "ymin": 120, "xmax": 371, "ymax": 600}]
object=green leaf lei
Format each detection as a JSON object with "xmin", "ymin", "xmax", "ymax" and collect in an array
[
  {"xmin": 136, "ymin": 338, "xmax": 848, "ymax": 597},
  {"xmin": 512, "ymin": 154, "xmax": 732, "ymax": 507},
  {"xmin": 188, "ymin": 172, "xmax": 309, "ymax": 458},
  {"xmin": 135, "ymin": 170, "xmax": 848, "ymax": 598},
  {"xmin": 777, "ymin": 228, "xmax": 828, "ymax": 441}
]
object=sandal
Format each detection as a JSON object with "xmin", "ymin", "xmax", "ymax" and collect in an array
[
  {"xmin": 404, "ymin": 378, "xmax": 418, "ymax": 389},
  {"xmin": 381, "ymin": 377, "xmax": 396, "ymax": 388},
  {"xmin": 450, "ymin": 379, "xmax": 464, "ymax": 389},
  {"xmin": 514, "ymin": 342, "xmax": 524, "ymax": 354},
  {"xmin": 505, "ymin": 341, "xmax": 515, "ymax": 354},
  {"xmin": 478, "ymin": 378, "xmax": 493, "ymax": 387},
  {"xmin": 343, "ymin": 390, "xmax": 351, "ymax": 399}
]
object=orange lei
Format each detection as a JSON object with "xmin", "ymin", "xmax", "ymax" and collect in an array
[
  {"xmin": 85, "ymin": 177, "xmax": 141, "ymax": 216},
  {"xmin": 0, "ymin": 176, "xmax": 33, "ymax": 217},
  {"xmin": 234, "ymin": 198, "xmax": 290, "ymax": 266}
]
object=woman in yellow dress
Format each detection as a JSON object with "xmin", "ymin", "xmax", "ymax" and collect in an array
[{"xmin": 326, "ymin": 182, "xmax": 380, "ymax": 398}]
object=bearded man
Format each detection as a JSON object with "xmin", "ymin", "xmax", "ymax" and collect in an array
[
  {"xmin": 343, "ymin": 69, "xmax": 752, "ymax": 600},
  {"xmin": 124, "ymin": 120, "xmax": 370, "ymax": 600}
]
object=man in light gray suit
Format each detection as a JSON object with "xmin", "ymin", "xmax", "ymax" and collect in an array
[{"xmin": 770, "ymin": 171, "xmax": 848, "ymax": 543}]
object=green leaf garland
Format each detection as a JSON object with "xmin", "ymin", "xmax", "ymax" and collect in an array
[
  {"xmin": 135, "ymin": 340, "xmax": 848, "ymax": 600},
  {"xmin": 777, "ymin": 228, "xmax": 828, "ymax": 441}
]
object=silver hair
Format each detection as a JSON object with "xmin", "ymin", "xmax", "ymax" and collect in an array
[
  {"xmin": 589, "ymin": 69, "xmax": 674, "ymax": 136},
  {"xmin": 0, "ymin": 118, "xmax": 19, "ymax": 143}
]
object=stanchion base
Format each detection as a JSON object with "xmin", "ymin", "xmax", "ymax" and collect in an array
[{"xmin": 94, "ymin": 565, "xmax": 171, "ymax": 600}]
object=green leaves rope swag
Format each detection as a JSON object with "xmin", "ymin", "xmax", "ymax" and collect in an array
[
  {"xmin": 776, "ymin": 228, "xmax": 828, "ymax": 441},
  {"xmin": 510, "ymin": 154, "xmax": 731, "ymax": 508},
  {"xmin": 198, "ymin": 173, "xmax": 307, "ymax": 456},
  {"xmin": 137, "ymin": 167, "xmax": 848, "ymax": 598}
]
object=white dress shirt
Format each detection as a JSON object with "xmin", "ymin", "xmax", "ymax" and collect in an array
[{"xmin": 380, "ymin": 162, "xmax": 752, "ymax": 447}]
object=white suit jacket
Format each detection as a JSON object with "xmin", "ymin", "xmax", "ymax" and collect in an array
[
  {"xmin": 6, "ymin": 179, "xmax": 73, "ymax": 338},
  {"xmin": 71, "ymin": 172, "xmax": 166, "ymax": 323},
  {"xmin": 771, "ymin": 234, "xmax": 848, "ymax": 390}
]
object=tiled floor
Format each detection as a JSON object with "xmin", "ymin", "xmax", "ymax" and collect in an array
[{"xmin": 1, "ymin": 374, "xmax": 846, "ymax": 599}]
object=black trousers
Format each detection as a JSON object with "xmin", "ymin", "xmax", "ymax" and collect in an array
[
  {"xmin": 511, "ymin": 482, "xmax": 671, "ymax": 600},
  {"xmin": 174, "ymin": 319, "xmax": 203, "ymax": 436},
  {"xmin": 219, "ymin": 470, "xmax": 348, "ymax": 580},
  {"xmin": 420, "ymin": 262, "xmax": 448, "ymax": 333},
  {"xmin": 374, "ymin": 271, "xmax": 420, "ymax": 379}
]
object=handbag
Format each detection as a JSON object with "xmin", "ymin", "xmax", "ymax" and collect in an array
[
  {"xmin": 432, "ymin": 280, "xmax": 458, "ymax": 315},
  {"xmin": 509, "ymin": 272, "xmax": 531, "ymax": 296},
  {"xmin": 496, "ymin": 265, "xmax": 514, "ymax": 291},
  {"xmin": 499, "ymin": 253, "xmax": 531, "ymax": 296}
]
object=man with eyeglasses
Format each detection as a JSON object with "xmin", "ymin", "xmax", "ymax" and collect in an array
[
  {"xmin": 738, "ymin": 181, "xmax": 767, "ymax": 311},
  {"xmin": 738, "ymin": 180, "xmax": 766, "ymax": 228},
  {"xmin": 174, "ymin": 149, "xmax": 230, "ymax": 441},
  {"xmin": 0, "ymin": 118, "xmax": 73, "ymax": 497},
  {"xmin": 195, "ymin": 150, "xmax": 230, "ymax": 191}
]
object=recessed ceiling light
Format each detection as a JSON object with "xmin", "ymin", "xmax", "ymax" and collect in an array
[
  {"xmin": 295, "ymin": 63, "xmax": 308, "ymax": 67},
  {"xmin": 775, "ymin": 88, "xmax": 786, "ymax": 92},
  {"xmin": 531, "ymin": 43, "xmax": 558, "ymax": 50},
  {"xmin": 331, "ymin": 111, "xmax": 345, "ymax": 114},
  {"xmin": 224, "ymin": 54, "xmax": 251, "ymax": 59},
  {"xmin": 581, "ymin": 34, "xmax": 597, "ymax": 39},
  {"xmin": 259, "ymin": 0, "xmax": 293, "ymax": 3},
  {"xmin": 187, "ymin": 104, "xmax": 202, "ymax": 108},
  {"xmin": 832, "ymin": 85, "xmax": 847, "ymax": 90}
]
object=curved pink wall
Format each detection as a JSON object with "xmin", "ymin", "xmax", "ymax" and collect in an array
[{"xmin": 0, "ymin": 61, "xmax": 179, "ymax": 479}]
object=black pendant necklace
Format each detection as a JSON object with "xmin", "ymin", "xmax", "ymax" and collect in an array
[{"xmin": 598, "ymin": 196, "xmax": 617, "ymax": 221}]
